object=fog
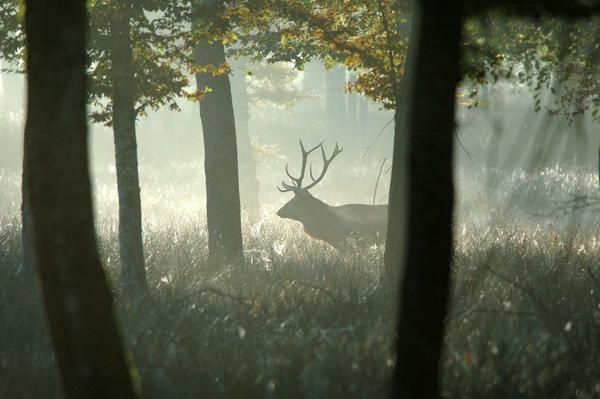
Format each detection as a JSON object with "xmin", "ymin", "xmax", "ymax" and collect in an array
[
  {"xmin": 2, "ymin": 40, "xmax": 600, "ymax": 397},
  {"xmin": 1, "ymin": 60, "xmax": 398, "ymax": 223},
  {"xmin": 2, "ymin": 60, "xmax": 598, "ymax": 227}
]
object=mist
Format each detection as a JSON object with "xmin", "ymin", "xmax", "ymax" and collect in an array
[
  {"xmin": 3, "ymin": 62, "xmax": 597, "ymax": 226},
  {"xmin": 1, "ymin": 61, "xmax": 397, "ymax": 222},
  {"xmin": 2, "ymin": 4, "xmax": 600, "ymax": 399}
]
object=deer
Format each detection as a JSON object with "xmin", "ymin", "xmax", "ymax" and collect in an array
[{"xmin": 277, "ymin": 140, "xmax": 389, "ymax": 249}]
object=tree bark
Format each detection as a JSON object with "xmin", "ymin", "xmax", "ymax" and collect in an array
[
  {"xmin": 23, "ymin": 0, "xmax": 139, "ymax": 398},
  {"xmin": 388, "ymin": 1, "xmax": 463, "ymax": 397},
  {"xmin": 110, "ymin": 4, "xmax": 148, "ymax": 300},
  {"xmin": 193, "ymin": 18, "xmax": 243, "ymax": 267}
]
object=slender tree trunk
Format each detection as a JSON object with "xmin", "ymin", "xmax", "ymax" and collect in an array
[
  {"xmin": 193, "ymin": 13, "xmax": 243, "ymax": 267},
  {"xmin": 23, "ymin": 1, "xmax": 139, "ymax": 397},
  {"xmin": 110, "ymin": 4, "xmax": 148, "ymax": 299},
  {"xmin": 387, "ymin": 1, "xmax": 463, "ymax": 397},
  {"xmin": 358, "ymin": 96, "xmax": 368, "ymax": 148},
  {"xmin": 347, "ymin": 72, "xmax": 359, "ymax": 151},
  {"xmin": 598, "ymin": 143, "xmax": 600, "ymax": 187},
  {"xmin": 303, "ymin": 60, "xmax": 324, "ymax": 91},
  {"xmin": 569, "ymin": 114, "xmax": 588, "ymax": 169},
  {"xmin": 230, "ymin": 62, "xmax": 260, "ymax": 221},
  {"xmin": 0, "ymin": 61, "xmax": 4, "ymax": 105},
  {"xmin": 325, "ymin": 66, "xmax": 347, "ymax": 142},
  {"xmin": 483, "ymin": 85, "xmax": 504, "ymax": 205}
]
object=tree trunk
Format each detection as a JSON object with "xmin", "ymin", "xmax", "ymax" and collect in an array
[
  {"xmin": 387, "ymin": 1, "xmax": 463, "ymax": 397},
  {"xmin": 347, "ymin": 72, "xmax": 359, "ymax": 151},
  {"xmin": 23, "ymin": 1, "xmax": 139, "ymax": 398},
  {"xmin": 193, "ymin": 21, "xmax": 243, "ymax": 267},
  {"xmin": 230, "ymin": 61, "xmax": 260, "ymax": 221},
  {"xmin": 358, "ymin": 95, "xmax": 369, "ymax": 148},
  {"xmin": 0, "ymin": 62, "xmax": 4, "ymax": 104},
  {"xmin": 110, "ymin": 4, "xmax": 148, "ymax": 300},
  {"xmin": 597, "ymin": 143, "xmax": 600, "ymax": 187},
  {"xmin": 325, "ymin": 66, "xmax": 347, "ymax": 142}
]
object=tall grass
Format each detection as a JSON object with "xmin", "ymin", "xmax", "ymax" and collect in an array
[
  {"xmin": 1, "ymin": 211, "xmax": 599, "ymax": 398},
  {"xmin": 1, "ymin": 165, "xmax": 600, "ymax": 398}
]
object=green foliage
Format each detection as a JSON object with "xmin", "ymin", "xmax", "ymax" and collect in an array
[
  {"xmin": 5, "ymin": 0, "xmax": 600, "ymax": 118},
  {"xmin": 0, "ymin": 0, "xmax": 23, "ymax": 70},
  {"xmin": 233, "ymin": 0, "xmax": 410, "ymax": 108},
  {"xmin": 463, "ymin": 12, "xmax": 600, "ymax": 122},
  {"xmin": 244, "ymin": 62, "xmax": 309, "ymax": 108},
  {"xmin": 87, "ymin": 0, "xmax": 189, "ymax": 124},
  {"xmin": 0, "ymin": 0, "xmax": 189, "ymax": 124}
]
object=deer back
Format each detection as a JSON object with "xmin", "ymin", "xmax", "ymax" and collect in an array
[{"xmin": 331, "ymin": 203, "xmax": 388, "ymax": 242}]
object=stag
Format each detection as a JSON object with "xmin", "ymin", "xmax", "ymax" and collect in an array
[{"xmin": 277, "ymin": 141, "xmax": 388, "ymax": 249}]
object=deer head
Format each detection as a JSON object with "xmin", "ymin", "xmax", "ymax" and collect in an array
[{"xmin": 277, "ymin": 140, "xmax": 343, "ymax": 222}]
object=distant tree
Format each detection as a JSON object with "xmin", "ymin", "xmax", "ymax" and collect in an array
[
  {"xmin": 325, "ymin": 66, "xmax": 347, "ymax": 142},
  {"xmin": 0, "ymin": 0, "xmax": 32, "ymax": 273},
  {"xmin": 1, "ymin": 0, "xmax": 188, "ymax": 294},
  {"xmin": 22, "ymin": 0, "xmax": 139, "ymax": 397},
  {"xmin": 461, "ymin": 12, "xmax": 600, "ymax": 171},
  {"xmin": 0, "ymin": 61, "xmax": 5, "ymax": 104},
  {"xmin": 89, "ymin": 0, "xmax": 189, "ymax": 299},
  {"xmin": 105, "ymin": 0, "xmax": 148, "ymax": 299},
  {"xmin": 237, "ymin": 0, "xmax": 408, "ymax": 107},
  {"xmin": 230, "ymin": 58, "xmax": 260, "ymax": 221},
  {"xmin": 192, "ymin": 0, "xmax": 243, "ymax": 267}
]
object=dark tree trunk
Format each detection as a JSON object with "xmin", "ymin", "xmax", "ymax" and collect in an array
[
  {"xmin": 230, "ymin": 62, "xmax": 260, "ymax": 221},
  {"xmin": 387, "ymin": 1, "xmax": 463, "ymax": 397},
  {"xmin": 23, "ymin": 0, "xmax": 139, "ymax": 398},
  {"xmin": 110, "ymin": 4, "xmax": 148, "ymax": 299},
  {"xmin": 193, "ymin": 29, "xmax": 243, "ymax": 267}
]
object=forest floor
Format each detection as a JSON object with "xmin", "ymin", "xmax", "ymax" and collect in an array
[
  {"xmin": 1, "ymin": 165, "xmax": 600, "ymax": 398},
  {"xmin": 1, "ymin": 210, "xmax": 599, "ymax": 399}
]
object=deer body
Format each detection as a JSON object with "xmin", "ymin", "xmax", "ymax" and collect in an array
[{"xmin": 277, "ymin": 141, "xmax": 388, "ymax": 249}]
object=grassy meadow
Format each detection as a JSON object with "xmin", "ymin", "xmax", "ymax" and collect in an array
[{"xmin": 1, "ymin": 162, "xmax": 600, "ymax": 399}]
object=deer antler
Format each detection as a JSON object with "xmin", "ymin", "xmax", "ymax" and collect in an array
[
  {"xmin": 303, "ymin": 143, "xmax": 343, "ymax": 191},
  {"xmin": 278, "ymin": 140, "xmax": 323, "ymax": 192},
  {"xmin": 278, "ymin": 140, "xmax": 343, "ymax": 193}
]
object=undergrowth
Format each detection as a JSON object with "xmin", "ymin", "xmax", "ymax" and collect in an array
[{"xmin": 1, "ymin": 215, "xmax": 599, "ymax": 398}]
